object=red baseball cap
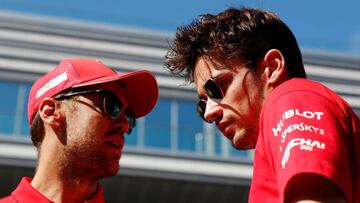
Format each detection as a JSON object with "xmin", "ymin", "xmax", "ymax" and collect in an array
[{"xmin": 27, "ymin": 58, "xmax": 158, "ymax": 124}]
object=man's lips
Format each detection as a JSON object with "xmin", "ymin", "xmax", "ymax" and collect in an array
[
  {"xmin": 105, "ymin": 137, "xmax": 124, "ymax": 159},
  {"xmin": 106, "ymin": 136, "xmax": 125, "ymax": 150},
  {"xmin": 108, "ymin": 140, "xmax": 121, "ymax": 148}
]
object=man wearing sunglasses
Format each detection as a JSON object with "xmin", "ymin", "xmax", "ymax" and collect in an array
[
  {"xmin": 165, "ymin": 7, "xmax": 359, "ymax": 203},
  {"xmin": 0, "ymin": 58, "xmax": 158, "ymax": 202}
]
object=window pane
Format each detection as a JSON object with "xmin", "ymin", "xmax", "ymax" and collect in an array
[
  {"xmin": 125, "ymin": 128, "xmax": 138, "ymax": 146},
  {"xmin": 215, "ymin": 126, "xmax": 253, "ymax": 160},
  {"xmin": 0, "ymin": 81, "xmax": 19, "ymax": 135},
  {"xmin": 214, "ymin": 129, "xmax": 223, "ymax": 156},
  {"xmin": 20, "ymin": 84, "xmax": 31, "ymax": 136},
  {"xmin": 144, "ymin": 99, "xmax": 171, "ymax": 149},
  {"xmin": 178, "ymin": 100, "xmax": 203, "ymax": 153},
  {"xmin": 231, "ymin": 147, "xmax": 253, "ymax": 161}
]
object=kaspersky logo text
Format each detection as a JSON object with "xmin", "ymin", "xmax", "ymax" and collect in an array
[{"xmin": 272, "ymin": 109, "xmax": 324, "ymax": 137}]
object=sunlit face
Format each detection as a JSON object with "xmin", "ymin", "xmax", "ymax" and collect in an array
[
  {"xmin": 58, "ymin": 84, "xmax": 129, "ymax": 179},
  {"xmin": 194, "ymin": 57, "xmax": 266, "ymax": 149}
]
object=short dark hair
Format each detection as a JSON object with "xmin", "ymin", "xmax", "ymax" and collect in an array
[{"xmin": 165, "ymin": 7, "xmax": 306, "ymax": 82}]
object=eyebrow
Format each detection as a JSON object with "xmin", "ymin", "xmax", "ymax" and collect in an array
[
  {"xmin": 211, "ymin": 73, "xmax": 223, "ymax": 81},
  {"xmin": 211, "ymin": 72, "xmax": 230, "ymax": 83}
]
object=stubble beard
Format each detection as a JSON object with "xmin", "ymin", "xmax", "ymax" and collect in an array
[
  {"xmin": 58, "ymin": 130, "xmax": 119, "ymax": 182},
  {"xmin": 233, "ymin": 82, "xmax": 264, "ymax": 150},
  {"xmin": 232, "ymin": 123, "xmax": 259, "ymax": 150}
]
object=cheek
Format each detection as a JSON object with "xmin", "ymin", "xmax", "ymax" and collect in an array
[
  {"xmin": 226, "ymin": 83, "xmax": 263, "ymax": 120},
  {"xmin": 226, "ymin": 87, "xmax": 250, "ymax": 113},
  {"xmin": 67, "ymin": 121, "xmax": 103, "ymax": 149},
  {"xmin": 244, "ymin": 88, "xmax": 264, "ymax": 129},
  {"xmin": 84, "ymin": 116, "xmax": 108, "ymax": 135},
  {"xmin": 69, "ymin": 110, "xmax": 107, "ymax": 136},
  {"xmin": 77, "ymin": 105, "xmax": 103, "ymax": 123}
]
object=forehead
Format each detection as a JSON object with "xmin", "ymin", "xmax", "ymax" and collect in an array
[
  {"xmin": 194, "ymin": 58, "xmax": 218, "ymax": 84},
  {"xmin": 194, "ymin": 56, "xmax": 251, "ymax": 81}
]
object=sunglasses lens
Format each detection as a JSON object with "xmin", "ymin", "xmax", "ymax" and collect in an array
[
  {"xmin": 196, "ymin": 100, "xmax": 206, "ymax": 118},
  {"xmin": 103, "ymin": 92, "xmax": 122, "ymax": 118},
  {"xmin": 103, "ymin": 91, "xmax": 136, "ymax": 134},
  {"xmin": 197, "ymin": 99, "xmax": 211, "ymax": 123},
  {"xmin": 124, "ymin": 110, "xmax": 136, "ymax": 134},
  {"xmin": 196, "ymin": 79, "xmax": 224, "ymax": 123},
  {"xmin": 204, "ymin": 79, "xmax": 223, "ymax": 99}
]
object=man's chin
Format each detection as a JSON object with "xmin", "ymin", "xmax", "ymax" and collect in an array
[
  {"xmin": 99, "ymin": 170, "xmax": 118, "ymax": 178},
  {"xmin": 99, "ymin": 163, "xmax": 119, "ymax": 178},
  {"xmin": 232, "ymin": 132, "xmax": 256, "ymax": 150},
  {"xmin": 233, "ymin": 142, "xmax": 255, "ymax": 150}
]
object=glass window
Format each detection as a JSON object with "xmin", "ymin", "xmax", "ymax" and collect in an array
[
  {"xmin": 125, "ymin": 127, "xmax": 138, "ymax": 146},
  {"xmin": 19, "ymin": 84, "xmax": 31, "ymax": 136},
  {"xmin": 214, "ymin": 129, "xmax": 223, "ymax": 156},
  {"xmin": 178, "ymin": 100, "xmax": 203, "ymax": 153},
  {"xmin": 230, "ymin": 147, "xmax": 252, "ymax": 160},
  {"xmin": 214, "ymin": 125, "xmax": 253, "ymax": 161},
  {"xmin": 0, "ymin": 81, "xmax": 32, "ymax": 137},
  {"xmin": 144, "ymin": 99, "xmax": 171, "ymax": 149},
  {"xmin": 124, "ymin": 117, "xmax": 146, "ymax": 148},
  {"xmin": 0, "ymin": 81, "xmax": 20, "ymax": 135}
]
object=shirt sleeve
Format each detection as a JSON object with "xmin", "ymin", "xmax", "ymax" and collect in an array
[{"xmin": 261, "ymin": 89, "xmax": 352, "ymax": 202}]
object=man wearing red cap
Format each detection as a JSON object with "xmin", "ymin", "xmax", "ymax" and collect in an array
[{"xmin": 0, "ymin": 58, "xmax": 158, "ymax": 203}]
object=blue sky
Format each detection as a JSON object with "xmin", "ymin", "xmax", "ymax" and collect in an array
[{"xmin": 0, "ymin": 0, "xmax": 359, "ymax": 55}]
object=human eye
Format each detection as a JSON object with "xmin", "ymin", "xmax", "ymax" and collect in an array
[{"xmin": 212, "ymin": 74, "xmax": 230, "ymax": 96}]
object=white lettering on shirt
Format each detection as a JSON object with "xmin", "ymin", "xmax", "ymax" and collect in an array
[
  {"xmin": 272, "ymin": 109, "xmax": 324, "ymax": 137},
  {"xmin": 280, "ymin": 122, "xmax": 325, "ymax": 143},
  {"xmin": 281, "ymin": 138, "xmax": 325, "ymax": 168}
]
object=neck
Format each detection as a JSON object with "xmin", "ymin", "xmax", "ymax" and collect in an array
[
  {"xmin": 31, "ymin": 172, "xmax": 98, "ymax": 203},
  {"xmin": 31, "ymin": 141, "xmax": 99, "ymax": 203}
]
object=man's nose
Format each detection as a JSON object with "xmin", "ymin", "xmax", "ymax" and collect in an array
[{"xmin": 203, "ymin": 98, "xmax": 222, "ymax": 123}]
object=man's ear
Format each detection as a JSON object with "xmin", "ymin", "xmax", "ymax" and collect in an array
[
  {"xmin": 263, "ymin": 49, "xmax": 287, "ymax": 86},
  {"xmin": 38, "ymin": 98, "xmax": 64, "ymax": 128}
]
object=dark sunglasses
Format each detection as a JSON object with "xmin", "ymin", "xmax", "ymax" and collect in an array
[
  {"xmin": 54, "ymin": 89, "xmax": 136, "ymax": 134},
  {"xmin": 196, "ymin": 78, "xmax": 224, "ymax": 123}
]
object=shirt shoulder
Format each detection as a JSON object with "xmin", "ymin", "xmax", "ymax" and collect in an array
[
  {"xmin": 258, "ymin": 78, "xmax": 358, "ymax": 202},
  {"xmin": 7, "ymin": 177, "xmax": 53, "ymax": 203},
  {"xmin": 267, "ymin": 78, "xmax": 345, "ymax": 107}
]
